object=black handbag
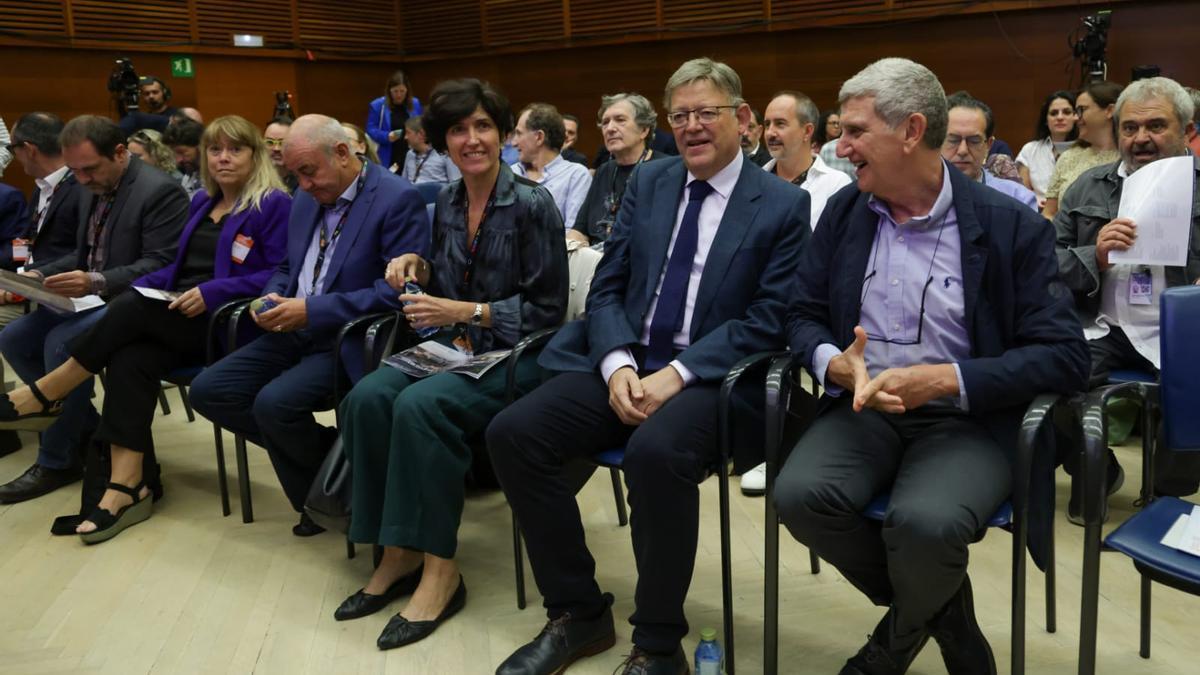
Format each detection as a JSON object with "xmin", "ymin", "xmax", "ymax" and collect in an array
[{"xmin": 304, "ymin": 434, "xmax": 352, "ymax": 534}]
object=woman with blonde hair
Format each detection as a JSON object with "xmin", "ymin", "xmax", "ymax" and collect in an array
[
  {"xmin": 341, "ymin": 122, "xmax": 381, "ymax": 164},
  {"xmin": 127, "ymin": 128, "xmax": 178, "ymax": 176},
  {"xmin": 0, "ymin": 115, "xmax": 291, "ymax": 543}
]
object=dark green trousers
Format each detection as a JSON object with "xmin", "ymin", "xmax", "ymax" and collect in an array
[{"xmin": 341, "ymin": 355, "xmax": 542, "ymax": 558}]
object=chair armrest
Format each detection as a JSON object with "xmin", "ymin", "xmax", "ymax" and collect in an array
[
  {"xmin": 1077, "ymin": 381, "xmax": 1159, "ymax": 526},
  {"xmin": 764, "ymin": 352, "xmax": 806, "ymax": 474},
  {"xmin": 719, "ymin": 350, "xmax": 789, "ymax": 468},
  {"xmin": 505, "ymin": 327, "xmax": 561, "ymax": 404},
  {"xmin": 206, "ymin": 297, "xmax": 256, "ymax": 365},
  {"xmin": 1013, "ymin": 392, "xmax": 1066, "ymax": 517},
  {"xmin": 365, "ymin": 313, "xmax": 414, "ymax": 375},
  {"xmin": 332, "ymin": 311, "xmax": 400, "ymax": 403}
]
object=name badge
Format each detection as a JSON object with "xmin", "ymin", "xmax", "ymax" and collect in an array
[
  {"xmin": 1129, "ymin": 270, "xmax": 1153, "ymax": 305},
  {"xmin": 231, "ymin": 234, "xmax": 254, "ymax": 264},
  {"xmin": 11, "ymin": 238, "xmax": 29, "ymax": 263}
]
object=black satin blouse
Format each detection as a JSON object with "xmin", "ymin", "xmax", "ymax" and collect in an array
[{"xmin": 427, "ymin": 163, "xmax": 568, "ymax": 353}]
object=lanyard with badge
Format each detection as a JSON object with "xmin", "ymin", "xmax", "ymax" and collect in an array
[
  {"xmin": 309, "ymin": 165, "xmax": 367, "ymax": 295},
  {"xmin": 14, "ymin": 172, "xmax": 70, "ymax": 264},
  {"xmin": 1129, "ymin": 265, "xmax": 1154, "ymax": 305},
  {"xmin": 596, "ymin": 149, "xmax": 650, "ymax": 240},
  {"xmin": 452, "ymin": 183, "xmax": 497, "ymax": 355}
]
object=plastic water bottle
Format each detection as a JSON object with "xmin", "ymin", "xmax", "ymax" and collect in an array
[
  {"xmin": 403, "ymin": 280, "xmax": 440, "ymax": 338},
  {"xmin": 694, "ymin": 627, "xmax": 723, "ymax": 675}
]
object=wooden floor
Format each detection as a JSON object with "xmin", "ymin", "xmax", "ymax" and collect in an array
[{"xmin": 0, "ymin": 388, "xmax": 1196, "ymax": 675}]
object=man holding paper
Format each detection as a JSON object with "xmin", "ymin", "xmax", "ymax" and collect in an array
[
  {"xmin": 1054, "ymin": 75, "xmax": 1200, "ymax": 516},
  {"xmin": 0, "ymin": 115, "xmax": 187, "ymax": 505}
]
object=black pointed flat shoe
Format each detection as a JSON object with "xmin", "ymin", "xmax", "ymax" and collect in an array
[
  {"xmin": 376, "ymin": 576, "xmax": 466, "ymax": 650},
  {"xmin": 0, "ymin": 381, "xmax": 63, "ymax": 431},
  {"xmin": 334, "ymin": 564, "xmax": 424, "ymax": 621}
]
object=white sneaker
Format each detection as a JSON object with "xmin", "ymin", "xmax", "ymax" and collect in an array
[{"xmin": 740, "ymin": 462, "xmax": 767, "ymax": 496}]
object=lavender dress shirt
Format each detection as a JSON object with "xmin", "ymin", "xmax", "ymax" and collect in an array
[{"xmin": 813, "ymin": 163, "xmax": 973, "ymax": 409}]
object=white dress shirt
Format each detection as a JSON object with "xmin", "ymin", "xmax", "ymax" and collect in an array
[
  {"xmin": 599, "ymin": 152, "xmax": 746, "ymax": 386},
  {"xmin": 32, "ymin": 165, "xmax": 70, "ymax": 234},
  {"xmin": 762, "ymin": 153, "xmax": 853, "ymax": 228}
]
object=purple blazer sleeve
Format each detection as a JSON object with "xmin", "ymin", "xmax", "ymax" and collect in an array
[
  {"xmin": 134, "ymin": 190, "xmax": 211, "ymax": 290},
  {"xmin": 196, "ymin": 190, "xmax": 291, "ymax": 312}
]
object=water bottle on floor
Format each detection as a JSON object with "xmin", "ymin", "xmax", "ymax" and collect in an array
[{"xmin": 694, "ymin": 627, "xmax": 723, "ymax": 675}]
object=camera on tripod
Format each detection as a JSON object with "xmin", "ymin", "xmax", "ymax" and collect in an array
[
  {"xmin": 273, "ymin": 91, "xmax": 296, "ymax": 121},
  {"xmin": 107, "ymin": 58, "xmax": 141, "ymax": 117},
  {"xmin": 1072, "ymin": 10, "xmax": 1112, "ymax": 83}
]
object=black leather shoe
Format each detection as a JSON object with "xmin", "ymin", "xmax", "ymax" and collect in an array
[
  {"xmin": 1067, "ymin": 448, "xmax": 1125, "ymax": 526},
  {"xmin": 334, "ymin": 564, "xmax": 424, "ymax": 621},
  {"xmin": 376, "ymin": 576, "xmax": 466, "ymax": 650},
  {"xmin": 614, "ymin": 646, "xmax": 688, "ymax": 675},
  {"xmin": 840, "ymin": 608, "xmax": 929, "ymax": 675},
  {"xmin": 0, "ymin": 463, "xmax": 82, "ymax": 504},
  {"xmin": 929, "ymin": 576, "xmax": 996, "ymax": 675},
  {"xmin": 292, "ymin": 512, "xmax": 326, "ymax": 537},
  {"xmin": 496, "ymin": 592, "xmax": 616, "ymax": 674}
]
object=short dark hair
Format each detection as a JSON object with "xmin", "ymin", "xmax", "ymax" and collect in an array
[
  {"xmin": 422, "ymin": 79, "xmax": 513, "ymax": 154},
  {"xmin": 162, "ymin": 117, "xmax": 204, "ymax": 148},
  {"xmin": 946, "ymin": 90, "xmax": 994, "ymax": 137},
  {"xmin": 60, "ymin": 114, "xmax": 126, "ymax": 159},
  {"xmin": 12, "ymin": 112, "xmax": 65, "ymax": 156},
  {"xmin": 562, "ymin": 113, "xmax": 580, "ymax": 126},
  {"xmin": 813, "ymin": 109, "xmax": 838, "ymax": 145},
  {"xmin": 520, "ymin": 102, "xmax": 566, "ymax": 151},
  {"xmin": 267, "ymin": 115, "xmax": 293, "ymax": 128},
  {"xmin": 1035, "ymin": 90, "xmax": 1079, "ymax": 141},
  {"xmin": 749, "ymin": 108, "xmax": 762, "ymax": 126}
]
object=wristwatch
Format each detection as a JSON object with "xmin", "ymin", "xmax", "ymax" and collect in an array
[{"xmin": 469, "ymin": 303, "xmax": 484, "ymax": 325}]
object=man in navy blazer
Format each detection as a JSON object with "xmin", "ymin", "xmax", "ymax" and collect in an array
[
  {"xmin": 190, "ymin": 115, "xmax": 429, "ymax": 534},
  {"xmin": 488, "ymin": 59, "xmax": 809, "ymax": 675},
  {"xmin": 774, "ymin": 59, "xmax": 1089, "ymax": 675}
]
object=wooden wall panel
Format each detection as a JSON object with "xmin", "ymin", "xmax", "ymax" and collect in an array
[{"xmin": 0, "ymin": 0, "xmax": 1194, "ymax": 198}]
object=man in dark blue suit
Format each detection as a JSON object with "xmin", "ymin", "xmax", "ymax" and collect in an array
[
  {"xmin": 488, "ymin": 58, "xmax": 809, "ymax": 675},
  {"xmin": 774, "ymin": 58, "xmax": 1089, "ymax": 675},
  {"xmin": 190, "ymin": 115, "xmax": 429, "ymax": 535}
]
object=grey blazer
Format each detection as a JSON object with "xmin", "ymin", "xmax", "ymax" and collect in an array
[{"xmin": 38, "ymin": 156, "xmax": 189, "ymax": 297}]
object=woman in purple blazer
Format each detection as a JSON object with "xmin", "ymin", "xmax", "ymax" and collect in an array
[{"xmin": 0, "ymin": 115, "xmax": 289, "ymax": 543}]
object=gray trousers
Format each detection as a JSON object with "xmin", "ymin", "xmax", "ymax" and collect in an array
[{"xmin": 774, "ymin": 398, "xmax": 1010, "ymax": 637}]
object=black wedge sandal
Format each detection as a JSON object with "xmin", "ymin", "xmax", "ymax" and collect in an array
[
  {"xmin": 79, "ymin": 481, "xmax": 154, "ymax": 545},
  {"xmin": 0, "ymin": 381, "xmax": 64, "ymax": 431}
]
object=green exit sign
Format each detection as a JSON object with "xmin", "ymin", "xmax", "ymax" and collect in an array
[{"xmin": 170, "ymin": 55, "xmax": 194, "ymax": 79}]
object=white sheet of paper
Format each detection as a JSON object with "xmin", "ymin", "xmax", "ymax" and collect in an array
[
  {"xmin": 1178, "ymin": 504, "xmax": 1200, "ymax": 556},
  {"xmin": 1110, "ymin": 155, "xmax": 1195, "ymax": 267},
  {"xmin": 1161, "ymin": 513, "xmax": 1189, "ymax": 549},
  {"xmin": 134, "ymin": 286, "xmax": 182, "ymax": 302},
  {"xmin": 70, "ymin": 295, "xmax": 105, "ymax": 312}
]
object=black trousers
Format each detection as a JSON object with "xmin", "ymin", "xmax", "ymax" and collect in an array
[
  {"xmin": 774, "ymin": 398, "xmax": 1010, "ymax": 638},
  {"xmin": 486, "ymin": 371, "xmax": 721, "ymax": 655},
  {"xmin": 1081, "ymin": 326, "xmax": 1200, "ymax": 496},
  {"xmin": 70, "ymin": 290, "xmax": 207, "ymax": 457}
]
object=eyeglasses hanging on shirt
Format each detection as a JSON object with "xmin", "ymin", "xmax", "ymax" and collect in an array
[
  {"xmin": 858, "ymin": 212, "xmax": 949, "ymax": 345},
  {"xmin": 308, "ymin": 162, "xmax": 368, "ymax": 296}
]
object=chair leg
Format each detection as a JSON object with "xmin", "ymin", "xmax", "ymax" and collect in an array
[
  {"xmin": 1045, "ymin": 514, "xmax": 1057, "ymax": 633},
  {"xmin": 1011, "ymin": 517, "xmax": 1027, "ymax": 675},
  {"xmin": 1078, "ymin": 518, "xmax": 1102, "ymax": 675},
  {"xmin": 609, "ymin": 467, "xmax": 628, "ymax": 527},
  {"xmin": 345, "ymin": 538, "xmax": 356, "ymax": 560},
  {"xmin": 808, "ymin": 549, "xmax": 820, "ymax": 575},
  {"xmin": 1139, "ymin": 575, "xmax": 1151, "ymax": 658},
  {"xmin": 213, "ymin": 423, "xmax": 230, "ymax": 517},
  {"xmin": 234, "ymin": 434, "xmax": 254, "ymax": 523},
  {"xmin": 158, "ymin": 387, "xmax": 171, "ymax": 415},
  {"xmin": 178, "ymin": 384, "xmax": 196, "ymax": 423},
  {"xmin": 718, "ymin": 470, "xmax": 735, "ymax": 675},
  {"xmin": 512, "ymin": 510, "xmax": 527, "ymax": 610},
  {"xmin": 764, "ymin": 475, "xmax": 780, "ymax": 675}
]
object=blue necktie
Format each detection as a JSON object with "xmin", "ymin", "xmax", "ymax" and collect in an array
[{"xmin": 645, "ymin": 180, "xmax": 714, "ymax": 371}]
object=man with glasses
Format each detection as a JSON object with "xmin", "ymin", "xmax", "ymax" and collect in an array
[
  {"xmin": 1054, "ymin": 76, "xmax": 1200, "ymax": 517},
  {"xmin": 489, "ymin": 57, "xmax": 809, "ymax": 675},
  {"xmin": 940, "ymin": 92, "xmax": 1038, "ymax": 211},
  {"xmin": 774, "ymin": 58, "xmax": 1088, "ymax": 674},
  {"xmin": 264, "ymin": 117, "xmax": 298, "ymax": 194}
]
